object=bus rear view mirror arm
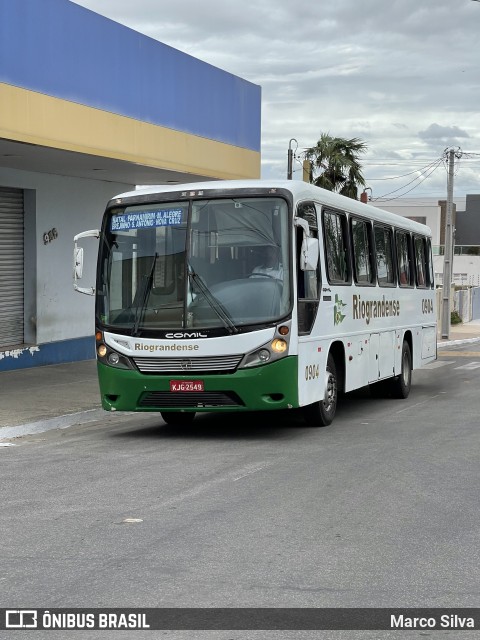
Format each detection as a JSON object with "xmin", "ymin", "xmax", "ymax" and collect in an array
[{"xmin": 73, "ymin": 229, "xmax": 100, "ymax": 295}]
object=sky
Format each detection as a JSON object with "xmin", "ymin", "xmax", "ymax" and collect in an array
[{"xmin": 71, "ymin": 0, "xmax": 480, "ymax": 202}]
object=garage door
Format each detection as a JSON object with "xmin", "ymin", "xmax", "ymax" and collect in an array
[{"xmin": 0, "ymin": 187, "xmax": 24, "ymax": 348}]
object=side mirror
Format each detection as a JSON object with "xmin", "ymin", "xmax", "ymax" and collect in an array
[
  {"xmin": 73, "ymin": 229, "xmax": 100, "ymax": 296},
  {"xmin": 74, "ymin": 246, "xmax": 84, "ymax": 280},
  {"xmin": 300, "ymin": 236, "xmax": 319, "ymax": 271}
]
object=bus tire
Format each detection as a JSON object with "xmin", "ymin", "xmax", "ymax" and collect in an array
[
  {"xmin": 390, "ymin": 341, "xmax": 412, "ymax": 399},
  {"xmin": 161, "ymin": 411, "xmax": 196, "ymax": 426},
  {"xmin": 302, "ymin": 354, "xmax": 337, "ymax": 427}
]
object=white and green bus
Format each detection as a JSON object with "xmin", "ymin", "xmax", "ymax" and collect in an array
[{"xmin": 74, "ymin": 180, "xmax": 437, "ymax": 427}]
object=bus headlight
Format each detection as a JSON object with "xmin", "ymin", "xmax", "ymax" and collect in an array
[
  {"xmin": 258, "ymin": 349, "xmax": 271, "ymax": 362},
  {"xmin": 97, "ymin": 344, "xmax": 107, "ymax": 358},
  {"xmin": 107, "ymin": 352, "xmax": 120, "ymax": 365},
  {"xmin": 271, "ymin": 338, "xmax": 288, "ymax": 353},
  {"xmin": 241, "ymin": 347, "xmax": 271, "ymax": 368},
  {"xmin": 97, "ymin": 345, "xmax": 133, "ymax": 370},
  {"xmin": 239, "ymin": 340, "xmax": 288, "ymax": 369}
]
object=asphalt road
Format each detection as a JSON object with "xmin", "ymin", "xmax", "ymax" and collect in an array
[{"xmin": 2, "ymin": 344, "xmax": 480, "ymax": 639}]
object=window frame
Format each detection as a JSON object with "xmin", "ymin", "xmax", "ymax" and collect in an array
[
  {"xmin": 349, "ymin": 215, "xmax": 376, "ymax": 286},
  {"xmin": 322, "ymin": 208, "xmax": 351, "ymax": 286},
  {"xmin": 373, "ymin": 223, "xmax": 397, "ymax": 288},
  {"xmin": 413, "ymin": 234, "xmax": 429, "ymax": 289},
  {"xmin": 395, "ymin": 229, "xmax": 414, "ymax": 288}
]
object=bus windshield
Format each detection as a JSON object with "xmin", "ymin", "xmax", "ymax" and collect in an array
[{"xmin": 96, "ymin": 196, "xmax": 291, "ymax": 333}]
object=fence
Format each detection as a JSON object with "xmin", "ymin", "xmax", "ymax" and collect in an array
[
  {"xmin": 454, "ymin": 287, "xmax": 480, "ymax": 322},
  {"xmin": 435, "ymin": 286, "xmax": 480, "ymax": 323}
]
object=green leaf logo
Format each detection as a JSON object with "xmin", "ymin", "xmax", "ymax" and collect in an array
[{"xmin": 334, "ymin": 294, "xmax": 346, "ymax": 325}]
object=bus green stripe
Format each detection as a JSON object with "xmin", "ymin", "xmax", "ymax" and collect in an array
[{"xmin": 97, "ymin": 357, "xmax": 299, "ymax": 413}]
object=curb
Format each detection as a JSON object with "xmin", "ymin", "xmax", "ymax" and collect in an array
[
  {"xmin": 0, "ymin": 409, "xmax": 138, "ymax": 442},
  {"xmin": 437, "ymin": 336, "xmax": 480, "ymax": 348},
  {"xmin": 0, "ymin": 409, "xmax": 107, "ymax": 441}
]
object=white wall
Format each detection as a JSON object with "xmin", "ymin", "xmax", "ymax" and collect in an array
[
  {"xmin": 0, "ymin": 167, "xmax": 133, "ymax": 345},
  {"xmin": 434, "ymin": 255, "xmax": 480, "ymax": 287},
  {"xmin": 371, "ymin": 201, "xmax": 441, "ymax": 244}
]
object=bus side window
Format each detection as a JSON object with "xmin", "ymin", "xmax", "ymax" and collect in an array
[
  {"xmin": 414, "ymin": 236, "xmax": 428, "ymax": 288},
  {"xmin": 323, "ymin": 209, "xmax": 350, "ymax": 284},
  {"xmin": 351, "ymin": 217, "xmax": 374, "ymax": 285},
  {"xmin": 374, "ymin": 224, "xmax": 396, "ymax": 286},
  {"xmin": 396, "ymin": 231, "xmax": 413, "ymax": 287},
  {"xmin": 426, "ymin": 238, "xmax": 435, "ymax": 288}
]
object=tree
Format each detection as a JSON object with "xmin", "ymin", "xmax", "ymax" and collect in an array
[{"xmin": 304, "ymin": 133, "xmax": 367, "ymax": 200}]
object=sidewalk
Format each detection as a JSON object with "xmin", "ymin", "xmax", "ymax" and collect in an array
[
  {"xmin": 437, "ymin": 318, "xmax": 480, "ymax": 346},
  {"xmin": 0, "ymin": 360, "xmax": 104, "ymax": 441},
  {"xmin": 1, "ymin": 322, "xmax": 480, "ymax": 440}
]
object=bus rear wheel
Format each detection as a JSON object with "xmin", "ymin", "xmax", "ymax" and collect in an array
[
  {"xmin": 390, "ymin": 341, "xmax": 412, "ymax": 399},
  {"xmin": 161, "ymin": 411, "xmax": 196, "ymax": 426},
  {"xmin": 302, "ymin": 354, "xmax": 337, "ymax": 427}
]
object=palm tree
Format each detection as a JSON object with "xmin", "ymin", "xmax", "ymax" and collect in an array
[{"xmin": 304, "ymin": 133, "xmax": 367, "ymax": 200}]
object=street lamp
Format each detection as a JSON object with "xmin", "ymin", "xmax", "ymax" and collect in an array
[{"xmin": 287, "ymin": 139, "xmax": 298, "ymax": 180}]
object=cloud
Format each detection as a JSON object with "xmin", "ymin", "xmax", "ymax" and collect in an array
[{"xmin": 419, "ymin": 124, "xmax": 470, "ymax": 140}]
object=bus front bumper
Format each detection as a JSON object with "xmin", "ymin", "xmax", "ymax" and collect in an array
[{"xmin": 97, "ymin": 357, "xmax": 299, "ymax": 413}]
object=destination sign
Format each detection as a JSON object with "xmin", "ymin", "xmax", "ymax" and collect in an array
[{"xmin": 111, "ymin": 209, "xmax": 183, "ymax": 231}]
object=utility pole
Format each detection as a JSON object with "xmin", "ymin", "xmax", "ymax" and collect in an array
[
  {"xmin": 440, "ymin": 149, "xmax": 457, "ymax": 339},
  {"xmin": 302, "ymin": 159, "xmax": 312, "ymax": 183}
]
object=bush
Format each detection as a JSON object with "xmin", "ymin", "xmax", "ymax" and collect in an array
[{"xmin": 451, "ymin": 310, "xmax": 462, "ymax": 325}]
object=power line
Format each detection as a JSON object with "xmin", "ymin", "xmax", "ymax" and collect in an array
[
  {"xmin": 365, "ymin": 159, "xmax": 443, "ymax": 181},
  {"xmin": 363, "ymin": 156, "xmax": 480, "ymax": 166},
  {"xmin": 371, "ymin": 158, "xmax": 444, "ymax": 202}
]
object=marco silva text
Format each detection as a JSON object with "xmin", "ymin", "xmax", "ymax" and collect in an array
[{"xmin": 391, "ymin": 614, "xmax": 475, "ymax": 629}]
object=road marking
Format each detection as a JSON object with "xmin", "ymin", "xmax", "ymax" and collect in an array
[
  {"xmin": 395, "ymin": 394, "xmax": 443, "ymax": 414},
  {"xmin": 422, "ymin": 360, "xmax": 455, "ymax": 369},
  {"xmin": 232, "ymin": 464, "xmax": 272, "ymax": 482},
  {"xmin": 454, "ymin": 361, "xmax": 480, "ymax": 370},
  {"xmin": 121, "ymin": 518, "xmax": 143, "ymax": 524},
  {"xmin": 155, "ymin": 461, "xmax": 276, "ymax": 509},
  {"xmin": 438, "ymin": 351, "xmax": 480, "ymax": 357}
]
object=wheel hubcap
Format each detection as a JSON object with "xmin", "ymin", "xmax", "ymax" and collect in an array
[
  {"xmin": 323, "ymin": 371, "xmax": 337, "ymax": 411},
  {"xmin": 402, "ymin": 352, "xmax": 410, "ymax": 386}
]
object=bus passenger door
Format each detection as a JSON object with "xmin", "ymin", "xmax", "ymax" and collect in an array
[{"xmin": 296, "ymin": 202, "xmax": 320, "ymax": 335}]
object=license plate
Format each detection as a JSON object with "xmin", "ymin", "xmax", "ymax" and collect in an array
[{"xmin": 170, "ymin": 380, "xmax": 204, "ymax": 392}]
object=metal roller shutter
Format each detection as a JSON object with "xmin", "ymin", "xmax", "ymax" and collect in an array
[{"xmin": 0, "ymin": 187, "xmax": 24, "ymax": 348}]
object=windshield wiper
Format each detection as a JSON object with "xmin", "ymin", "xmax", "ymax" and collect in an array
[
  {"xmin": 132, "ymin": 253, "xmax": 158, "ymax": 336},
  {"xmin": 187, "ymin": 264, "xmax": 238, "ymax": 334}
]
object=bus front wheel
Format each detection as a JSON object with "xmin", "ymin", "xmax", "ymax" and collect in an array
[
  {"xmin": 161, "ymin": 411, "xmax": 196, "ymax": 426},
  {"xmin": 302, "ymin": 354, "xmax": 337, "ymax": 427}
]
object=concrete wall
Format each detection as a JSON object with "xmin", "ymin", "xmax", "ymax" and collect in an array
[
  {"xmin": 453, "ymin": 287, "xmax": 480, "ymax": 322},
  {"xmin": 0, "ymin": 167, "xmax": 131, "ymax": 370}
]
